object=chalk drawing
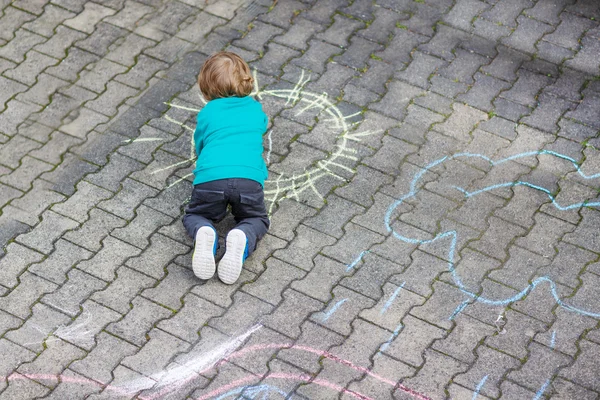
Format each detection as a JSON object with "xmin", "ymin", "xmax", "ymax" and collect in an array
[
  {"xmin": 197, "ymin": 373, "xmax": 374, "ymax": 400},
  {"xmin": 211, "ymin": 383, "xmax": 289, "ymax": 400},
  {"xmin": 24, "ymin": 307, "xmax": 94, "ymax": 346},
  {"xmin": 533, "ymin": 379, "xmax": 551, "ymax": 400},
  {"xmin": 158, "ymin": 70, "xmax": 378, "ymax": 214},
  {"xmin": 347, "ymin": 250, "xmax": 370, "ymax": 272},
  {"xmin": 1, "ymin": 343, "xmax": 431, "ymax": 400},
  {"xmin": 383, "ymin": 150, "xmax": 600, "ymax": 318},
  {"xmin": 118, "ymin": 324, "xmax": 263, "ymax": 398},
  {"xmin": 550, "ymin": 330, "xmax": 556, "ymax": 349},
  {"xmin": 449, "ymin": 299, "xmax": 470, "ymax": 321},
  {"xmin": 321, "ymin": 298, "xmax": 348, "ymax": 322},
  {"xmin": 122, "ymin": 138, "xmax": 164, "ymax": 143},
  {"xmin": 380, "ymin": 282, "xmax": 405, "ymax": 315},
  {"xmin": 378, "ymin": 322, "xmax": 403, "ymax": 353},
  {"xmin": 472, "ymin": 375, "xmax": 488, "ymax": 400},
  {"xmin": 495, "ymin": 314, "xmax": 507, "ymax": 335}
]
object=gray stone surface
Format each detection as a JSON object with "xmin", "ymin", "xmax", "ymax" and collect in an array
[{"xmin": 1, "ymin": 0, "xmax": 600, "ymax": 398}]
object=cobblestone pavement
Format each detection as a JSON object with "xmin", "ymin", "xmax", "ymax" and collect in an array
[{"xmin": 1, "ymin": 0, "xmax": 600, "ymax": 398}]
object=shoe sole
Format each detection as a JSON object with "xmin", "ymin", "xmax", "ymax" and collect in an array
[
  {"xmin": 192, "ymin": 226, "xmax": 216, "ymax": 280},
  {"xmin": 218, "ymin": 229, "xmax": 246, "ymax": 284}
]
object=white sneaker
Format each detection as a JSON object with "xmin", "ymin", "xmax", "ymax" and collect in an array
[
  {"xmin": 192, "ymin": 226, "xmax": 217, "ymax": 280},
  {"xmin": 218, "ymin": 229, "xmax": 248, "ymax": 285}
]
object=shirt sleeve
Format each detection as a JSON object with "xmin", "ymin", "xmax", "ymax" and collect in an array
[{"xmin": 194, "ymin": 110, "xmax": 206, "ymax": 156}]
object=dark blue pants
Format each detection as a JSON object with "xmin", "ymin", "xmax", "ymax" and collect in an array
[{"xmin": 183, "ymin": 178, "xmax": 270, "ymax": 256}]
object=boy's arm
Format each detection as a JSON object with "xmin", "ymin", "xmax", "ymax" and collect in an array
[{"xmin": 194, "ymin": 112, "xmax": 205, "ymax": 157}]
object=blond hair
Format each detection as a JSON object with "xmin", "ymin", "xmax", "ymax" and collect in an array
[{"xmin": 198, "ymin": 51, "xmax": 254, "ymax": 101}]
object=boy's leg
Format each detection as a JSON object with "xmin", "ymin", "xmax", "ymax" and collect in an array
[
  {"xmin": 183, "ymin": 180, "xmax": 229, "ymax": 279},
  {"xmin": 229, "ymin": 179, "xmax": 270, "ymax": 257},
  {"xmin": 182, "ymin": 180, "xmax": 229, "ymax": 238},
  {"xmin": 218, "ymin": 179, "xmax": 269, "ymax": 284}
]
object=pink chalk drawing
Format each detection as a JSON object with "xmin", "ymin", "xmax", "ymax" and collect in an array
[{"xmin": 1, "ymin": 343, "xmax": 431, "ymax": 400}]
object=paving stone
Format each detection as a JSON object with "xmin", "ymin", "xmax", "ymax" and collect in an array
[
  {"xmin": 454, "ymin": 345, "xmax": 521, "ymax": 398},
  {"xmin": 44, "ymin": 47, "xmax": 99, "ymax": 83},
  {"xmin": 16, "ymin": 73, "xmax": 70, "ymax": 107},
  {"xmin": 23, "ymin": 4, "xmax": 75, "ymax": 37},
  {"xmin": 0, "ymin": 6, "xmax": 36, "ymax": 41},
  {"xmin": 76, "ymin": 21, "xmax": 128, "ymax": 56},
  {"xmin": 404, "ymin": 350, "xmax": 468, "ymax": 400},
  {"xmin": 276, "ymin": 319, "xmax": 344, "ymax": 374},
  {"xmin": 0, "ymin": 29, "xmax": 46, "ymax": 63},
  {"xmin": 42, "ymin": 268, "xmax": 106, "ymax": 317},
  {"xmin": 76, "ymin": 235, "xmax": 141, "ymax": 281},
  {"xmin": 457, "ymin": 72, "xmax": 512, "ymax": 112},
  {"xmin": 3, "ymin": 50, "xmax": 58, "ymax": 86},
  {"xmin": 106, "ymin": 295, "xmax": 172, "ymax": 346},
  {"xmin": 259, "ymin": 288, "xmax": 320, "ymax": 339},
  {"xmin": 288, "ymin": 39, "xmax": 339, "ymax": 76},
  {"xmin": 27, "ymin": 240, "xmax": 89, "ymax": 288},
  {"xmin": 502, "ymin": 15, "xmax": 553, "ymax": 54},
  {"xmin": 346, "ymin": 353, "xmax": 415, "ymax": 399},
  {"xmin": 444, "ymin": 0, "xmax": 489, "ymax": 31},
  {"xmin": 520, "ymin": 93, "xmax": 576, "ymax": 133},
  {"xmin": 515, "ymin": 212, "xmax": 575, "ymax": 257},
  {"xmin": 111, "ymin": 205, "xmax": 173, "ymax": 249},
  {"xmin": 0, "ymin": 271, "xmax": 57, "ymax": 319},
  {"xmin": 104, "ymin": 0, "xmax": 154, "ymax": 29},
  {"xmin": 536, "ymin": 39, "xmax": 575, "ymax": 65},
  {"xmin": 64, "ymin": 2, "xmax": 116, "ymax": 33},
  {"xmin": 125, "ymin": 232, "xmax": 189, "ymax": 279},
  {"xmin": 89, "ymin": 265, "xmax": 154, "ymax": 316},
  {"xmin": 0, "ymin": 136, "xmax": 41, "ymax": 170},
  {"xmin": 273, "ymin": 16, "xmax": 323, "ymax": 50},
  {"xmin": 16, "ymin": 337, "xmax": 86, "ymax": 389},
  {"xmin": 544, "ymin": 12, "xmax": 596, "ymax": 51},
  {"xmin": 2, "ymin": 304, "xmax": 61, "ymax": 352},
  {"xmin": 85, "ymin": 81, "xmax": 139, "ymax": 117},
  {"xmin": 0, "ymin": 77, "xmax": 27, "ymax": 115},
  {"xmin": 394, "ymin": 51, "xmax": 445, "ymax": 90},
  {"xmin": 562, "ymin": 208, "xmax": 600, "ymax": 253},
  {"xmin": 358, "ymin": 279, "xmax": 423, "ymax": 331},
  {"xmin": 305, "ymin": 61, "xmax": 358, "ymax": 98},
  {"xmin": 380, "ymin": 313, "xmax": 446, "ymax": 367},
  {"xmin": 508, "ymin": 341, "xmax": 572, "ymax": 393},
  {"xmin": 121, "ymin": 327, "xmax": 190, "ymax": 377},
  {"xmin": 105, "ymin": 33, "xmax": 156, "ymax": 67},
  {"xmin": 241, "ymin": 257, "xmax": 305, "ymax": 305},
  {"xmin": 267, "ymin": 198, "xmax": 316, "ymax": 241},
  {"xmin": 0, "ymin": 242, "xmax": 44, "ymax": 288},
  {"xmin": 551, "ymin": 377, "xmax": 599, "ymax": 400},
  {"xmin": 15, "ymin": 209, "xmax": 78, "ymax": 254},
  {"xmin": 87, "ymin": 365, "xmax": 155, "ymax": 399},
  {"xmin": 376, "ymin": 28, "xmax": 428, "ymax": 66},
  {"xmin": 564, "ymin": 92, "xmax": 600, "ymax": 130},
  {"xmin": 469, "ymin": 216, "xmax": 526, "ymax": 261},
  {"xmin": 128, "ymin": 149, "xmax": 188, "ymax": 189},
  {"xmin": 70, "ymin": 331, "xmax": 138, "ymax": 383},
  {"xmin": 560, "ymin": 340, "xmax": 600, "ymax": 392},
  {"xmin": 296, "ymin": 318, "xmax": 388, "ymax": 399},
  {"xmin": 501, "ymin": 70, "xmax": 553, "ymax": 109},
  {"xmin": 141, "ymin": 263, "xmax": 197, "ymax": 311},
  {"xmin": 0, "ymin": 371, "xmax": 50, "ymax": 399},
  {"xmin": 84, "ymin": 152, "xmax": 144, "ymax": 191},
  {"xmin": 46, "ymin": 369, "xmax": 110, "ymax": 400},
  {"xmin": 157, "ymin": 293, "xmax": 224, "ymax": 343},
  {"xmin": 61, "ymin": 207, "xmax": 125, "ymax": 252},
  {"xmin": 51, "ymin": 181, "xmax": 112, "ymax": 223},
  {"xmin": 209, "ymin": 291, "xmax": 273, "ymax": 336}
]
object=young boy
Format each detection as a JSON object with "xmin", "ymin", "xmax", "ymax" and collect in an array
[{"xmin": 183, "ymin": 51, "xmax": 269, "ymax": 285}]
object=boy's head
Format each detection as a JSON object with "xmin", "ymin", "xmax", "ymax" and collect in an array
[{"xmin": 198, "ymin": 52, "xmax": 254, "ymax": 101}]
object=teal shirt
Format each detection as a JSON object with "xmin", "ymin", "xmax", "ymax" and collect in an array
[{"xmin": 193, "ymin": 96, "xmax": 268, "ymax": 186}]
